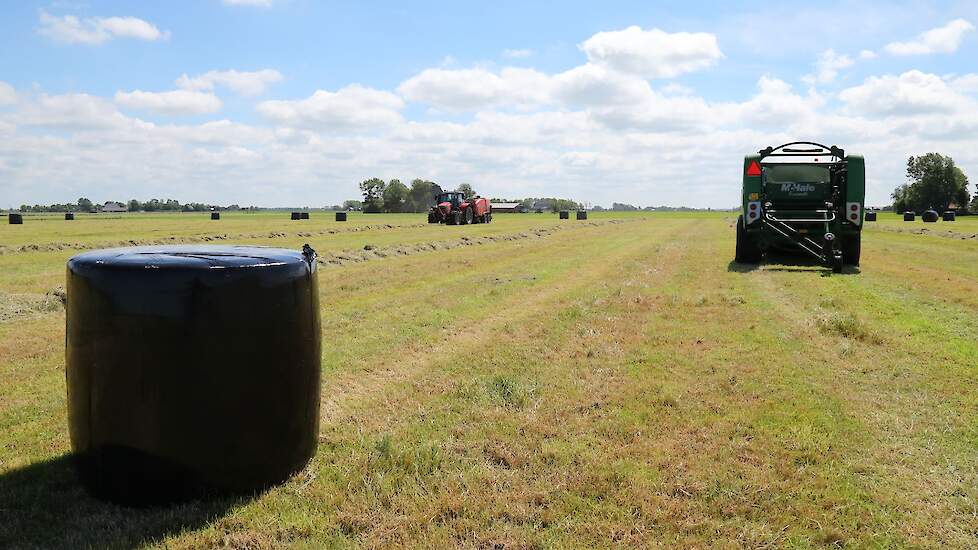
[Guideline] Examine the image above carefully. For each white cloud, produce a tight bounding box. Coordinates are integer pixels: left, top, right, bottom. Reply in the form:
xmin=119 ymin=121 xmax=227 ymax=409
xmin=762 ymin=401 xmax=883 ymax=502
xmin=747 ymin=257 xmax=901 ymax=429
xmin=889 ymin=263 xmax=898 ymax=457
xmin=551 ymin=63 xmax=652 ymax=107
xmin=951 ymin=74 xmax=978 ymax=94
xmin=176 ymin=69 xmax=283 ymax=96
xmin=859 ymin=49 xmax=877 ymax=60
xmin=115 ymin=90 xmax=222 ymax=115
xmin=397 ymin=67 xmax=551 ymax=111
xmin=0 ymin=82 xmax=16 ymax=105
xmin=222 ymin=0 xmax=273 ymax=5
xmin=578 ymin=26 xmax=723 ymax=78
xmin=256 ymin=85 xmax=404 ymax=129
xmin=802 ymin=49 xmax=854 ymax=85
xmin=503 ymin=49 xmax=534 ymax=58
xmin=838 ymin=70 xmax=971 ymax=117
xmin=884 ymin=18 xmax=975 ymax=56
xmin=37 ymin=11 xmax=169 ymax=44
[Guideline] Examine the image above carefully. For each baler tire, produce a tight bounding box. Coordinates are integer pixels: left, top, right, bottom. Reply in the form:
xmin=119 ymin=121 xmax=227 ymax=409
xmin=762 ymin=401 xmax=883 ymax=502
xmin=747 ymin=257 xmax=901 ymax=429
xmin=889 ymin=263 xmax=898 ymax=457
xmin=842 ymin=237 xmax=861 ymax=266
xmin=463 ymin=209 xmax=473 ymax=225
xmin=735 ymin=215 xmax=762 ymax=264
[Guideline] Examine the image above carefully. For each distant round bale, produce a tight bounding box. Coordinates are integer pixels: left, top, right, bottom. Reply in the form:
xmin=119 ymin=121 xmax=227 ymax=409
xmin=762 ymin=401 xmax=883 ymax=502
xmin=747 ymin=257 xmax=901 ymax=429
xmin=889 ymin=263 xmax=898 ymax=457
xmin=211 ymin=212 xmax=220 ymax=220
xmin=65 ymin=245 xmax=321 ymax=505
xmin=576 ymin=210 xmax=587 ymax=220
xmin=335 ymin=212 xmax=347 ymax=222
xmin=559 ymin=210 xmax=569 ymax=220
xmin=301 ymin=212 xmax=310 ymax=220
xmin=943 ymin=211 xmax=956 ymax=222
xmin=9 ymin=213 xmax=23 ymax=224
xmin=864 ymin=211 xmax=876 ymax=222
xmin=922 ymin=210 xmax=939 ymax=223
xmin=291 ymin=212 xmax=302 ymax=220
xmin=903 ymin=212 xmax=915 ymax=222
xmin=65 ymin=212 xmax=75 ymax=221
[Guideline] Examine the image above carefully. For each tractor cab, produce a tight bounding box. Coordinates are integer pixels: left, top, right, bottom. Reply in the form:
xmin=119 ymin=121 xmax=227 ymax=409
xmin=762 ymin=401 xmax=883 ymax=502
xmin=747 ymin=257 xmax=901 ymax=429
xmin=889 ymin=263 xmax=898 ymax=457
xmin=737 ymin=142 xmax=865 ymax=272
xmin=436 ymin=192 xmax=465 ymax=208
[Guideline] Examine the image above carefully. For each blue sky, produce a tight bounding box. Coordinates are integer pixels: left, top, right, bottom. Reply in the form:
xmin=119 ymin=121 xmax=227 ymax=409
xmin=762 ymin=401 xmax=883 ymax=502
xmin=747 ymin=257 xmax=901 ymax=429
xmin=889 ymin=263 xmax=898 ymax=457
xmin=1 ymin=0 xmax=977 ymax=207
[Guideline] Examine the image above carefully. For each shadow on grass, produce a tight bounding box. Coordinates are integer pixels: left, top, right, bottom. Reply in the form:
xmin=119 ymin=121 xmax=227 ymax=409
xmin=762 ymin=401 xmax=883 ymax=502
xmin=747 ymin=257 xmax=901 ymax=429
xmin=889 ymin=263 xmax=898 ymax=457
xmin=727 ymin=251 xmax=861 ymax=276
xmin=0 ymin=454 xmax=250 ymax=549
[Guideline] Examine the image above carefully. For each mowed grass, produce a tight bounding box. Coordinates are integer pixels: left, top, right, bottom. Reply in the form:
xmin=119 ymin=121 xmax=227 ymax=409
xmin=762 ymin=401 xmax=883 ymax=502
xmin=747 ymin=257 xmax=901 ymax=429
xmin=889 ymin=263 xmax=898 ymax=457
xmin=1 ymin=211 xmax=977 ymax=548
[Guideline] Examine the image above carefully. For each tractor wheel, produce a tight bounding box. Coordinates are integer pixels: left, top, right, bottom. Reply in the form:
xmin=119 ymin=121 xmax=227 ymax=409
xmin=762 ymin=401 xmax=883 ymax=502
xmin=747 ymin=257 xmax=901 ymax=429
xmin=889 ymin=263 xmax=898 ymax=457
xmin=487 ymin=213 xmax=492 ymax=223
xmin=735 ymin=215 xmax=762 ymax=264
xmin=451 ymin=211 xmax=461 ymax=225
xmin=463 ymin=208 xmax=474 ymax=225
xmin=842 ymin=236 xmax=861 ymax=266
xmin=427 ymin=212 xmax=437 ymax=224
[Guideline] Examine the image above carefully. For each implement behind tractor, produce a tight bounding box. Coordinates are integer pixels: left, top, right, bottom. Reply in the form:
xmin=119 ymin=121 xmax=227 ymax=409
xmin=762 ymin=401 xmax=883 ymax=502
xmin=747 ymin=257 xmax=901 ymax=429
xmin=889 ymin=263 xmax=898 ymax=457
xmin=428 ymin=191 xmax=492 ymax=225
xmin=736 ymin=142 xmax=865 ymax=273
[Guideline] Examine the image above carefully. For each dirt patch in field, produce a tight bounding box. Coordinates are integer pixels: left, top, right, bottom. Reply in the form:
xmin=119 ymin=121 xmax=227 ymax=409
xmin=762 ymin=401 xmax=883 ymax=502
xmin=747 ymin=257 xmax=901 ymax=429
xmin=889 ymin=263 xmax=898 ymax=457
xmin=315 ymin=220 xmax=629 ymax=267
xmin=0 ymin=223 xmax=428 ymax=256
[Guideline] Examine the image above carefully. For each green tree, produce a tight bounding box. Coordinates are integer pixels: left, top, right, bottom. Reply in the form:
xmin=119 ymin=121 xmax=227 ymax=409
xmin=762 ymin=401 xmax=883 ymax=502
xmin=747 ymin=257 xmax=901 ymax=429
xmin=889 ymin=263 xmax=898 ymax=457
xmin=360 ymin=178 xmax=386 ymax=213
xmin=899 ymin=153 xmax=971 ymax=213
xmin=342 ymin=199 xmax=363 ymax=211
xmin=77 ymin=197 xmax=94 ymax=212
xmin=456 ymin=183 xmax=476 ymax=198
xmin=409 ymin=179 xmax=442 ymax=212
xmin=128 ymin=199 xmax=141 ymax=212
xmin=383 ymin=179 xmax=409 ymax=213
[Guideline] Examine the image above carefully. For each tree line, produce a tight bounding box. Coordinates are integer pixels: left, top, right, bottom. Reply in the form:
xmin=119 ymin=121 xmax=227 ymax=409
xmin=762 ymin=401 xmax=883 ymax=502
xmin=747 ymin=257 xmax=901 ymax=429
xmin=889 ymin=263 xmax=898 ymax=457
xmin=891 ymin=153 xmax=975 ymax=213
xmin=358 ymin=179 xmax=474 ymax=213
xmin=15 ymin=197 xmax=244 ymax=213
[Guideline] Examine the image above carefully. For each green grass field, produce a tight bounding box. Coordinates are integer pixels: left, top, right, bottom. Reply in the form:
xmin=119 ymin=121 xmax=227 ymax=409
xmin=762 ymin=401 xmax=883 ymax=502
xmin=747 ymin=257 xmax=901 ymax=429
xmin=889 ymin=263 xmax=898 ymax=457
xmin=1 ymin=210 xmax=977 ymax=548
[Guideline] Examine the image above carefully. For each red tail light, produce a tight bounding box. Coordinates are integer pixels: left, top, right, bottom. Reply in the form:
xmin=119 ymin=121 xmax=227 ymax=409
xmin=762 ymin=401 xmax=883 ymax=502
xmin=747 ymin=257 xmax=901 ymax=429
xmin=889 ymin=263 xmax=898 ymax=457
xmin=746 ymin=161 xmax=762 ymax=177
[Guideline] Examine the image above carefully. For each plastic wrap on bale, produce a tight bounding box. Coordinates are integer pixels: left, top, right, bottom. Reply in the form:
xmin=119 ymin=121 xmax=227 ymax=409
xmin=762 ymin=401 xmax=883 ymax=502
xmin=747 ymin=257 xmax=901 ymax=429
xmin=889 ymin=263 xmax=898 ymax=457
xmin=65 ymin=244 xmax=321 ymax=505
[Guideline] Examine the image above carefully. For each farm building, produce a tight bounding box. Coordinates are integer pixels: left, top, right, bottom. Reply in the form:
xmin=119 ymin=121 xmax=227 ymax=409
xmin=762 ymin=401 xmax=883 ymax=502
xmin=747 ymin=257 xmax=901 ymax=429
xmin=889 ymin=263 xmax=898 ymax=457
xmin=491 ymin=202 xmax=526 ymax=213
xmin=102 ymin=201 xmax=128 ymax=213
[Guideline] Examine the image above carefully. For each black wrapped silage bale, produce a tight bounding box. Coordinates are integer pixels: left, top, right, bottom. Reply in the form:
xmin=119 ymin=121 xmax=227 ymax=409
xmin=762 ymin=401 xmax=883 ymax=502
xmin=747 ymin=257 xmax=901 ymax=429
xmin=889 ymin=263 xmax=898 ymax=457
xmin=9 ymin=213 xmax=23 ymax=224
xmin=943 ymin=211 xmax=956 ymax=222
xmin=301 ymin=212 xmax=310 ymax=220
xmin=559 ymin=210 xmax=569 ymax=220
xmin=65 ymin=213 xmax=75 ymax=221
xmin=903 ymin=212 xmax=915 ymax=222
xmin=922 ymin=210 xmax=939 ymax=223
xmin=291 ymin=212 xmax=302 ymax=220
xmin=576 ymin=210 xmax=587 ymax=220
xmin=335 ymin=212 xmax=347 ymax=222
xmin=211 ymin=212 xmax=220 ymax=220
xmin=65 ymin=245 xmax=321 ymax=505
xmin=864 ymin=211 xmax=876 ymax=222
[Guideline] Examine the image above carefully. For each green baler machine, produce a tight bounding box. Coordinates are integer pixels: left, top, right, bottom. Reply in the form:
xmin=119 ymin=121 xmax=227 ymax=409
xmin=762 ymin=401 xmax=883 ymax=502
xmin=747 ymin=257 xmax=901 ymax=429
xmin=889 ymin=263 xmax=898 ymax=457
xmin=736 ymin=142 xmax=865 ymax=273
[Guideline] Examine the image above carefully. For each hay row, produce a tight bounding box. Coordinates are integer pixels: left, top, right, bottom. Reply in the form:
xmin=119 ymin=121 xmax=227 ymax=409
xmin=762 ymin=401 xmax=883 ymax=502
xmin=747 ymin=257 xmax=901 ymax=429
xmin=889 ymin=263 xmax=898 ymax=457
xmin=0 ymin=223 xmax=428 ymax=256
xmin=316 ymin=219 xmax=629 ymax=267
xmin=873 ymin=225 xmax=978 ymax=240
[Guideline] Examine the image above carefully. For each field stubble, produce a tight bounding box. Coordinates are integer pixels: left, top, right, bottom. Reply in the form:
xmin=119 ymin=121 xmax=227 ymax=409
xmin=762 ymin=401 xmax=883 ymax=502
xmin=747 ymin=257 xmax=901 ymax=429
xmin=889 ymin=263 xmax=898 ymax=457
xmin=0 ymin=211 xmax=976 ymax=548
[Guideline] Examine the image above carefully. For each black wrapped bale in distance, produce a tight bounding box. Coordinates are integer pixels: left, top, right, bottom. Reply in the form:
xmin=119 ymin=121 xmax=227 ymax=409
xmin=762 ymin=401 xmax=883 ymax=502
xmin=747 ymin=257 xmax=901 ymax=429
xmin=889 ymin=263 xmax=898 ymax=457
xmin=65 ymin=245 xmax=321 ymax=505
xmin=65 ymin=213 xmax=75 ymax=221
xmin=301 ymin=212 xmax=310 ymax=220
xmin=864 ymin=211 xmax=876 ymax=222
xmin=943 ymin=211 xmax=956 ymax=222
xmin=922 ymin=210 xmax=939 ymax=223
xmin=335 ymin=212 xmax=347 ymax=222
xmin=291 ymin=212 xmax=302 ymax=220
xmin=211 ymin=212 xmax=220 ymax=220
xmin=9 ymin=213 xmax=23 ymax=224
xmin=576 ymin=210 xmax=587 ymax=220
xmin=559 ymin=210 xmax=569 ymax=220
xmin=903 ymin=212 xmax=915 ymax=222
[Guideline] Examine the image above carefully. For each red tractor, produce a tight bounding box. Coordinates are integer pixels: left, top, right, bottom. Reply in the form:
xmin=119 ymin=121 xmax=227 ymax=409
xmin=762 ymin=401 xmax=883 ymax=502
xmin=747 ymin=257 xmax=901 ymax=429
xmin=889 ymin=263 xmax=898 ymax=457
xmin=428 ymin=191 xmax=492 ymax=225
